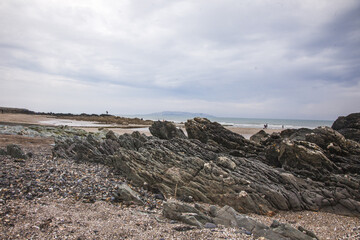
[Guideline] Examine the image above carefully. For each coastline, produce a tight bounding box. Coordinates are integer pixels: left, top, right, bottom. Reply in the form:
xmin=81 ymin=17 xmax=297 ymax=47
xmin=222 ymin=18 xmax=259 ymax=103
xmin=0 ymin=113 xmax=281 ymax=138
xmin=1 ymin=112 xmax=359 ymax=239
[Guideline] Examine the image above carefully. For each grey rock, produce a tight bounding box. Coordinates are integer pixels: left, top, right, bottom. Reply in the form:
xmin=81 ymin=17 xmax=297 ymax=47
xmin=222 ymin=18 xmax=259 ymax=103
xmin=6 ymin=144 xmax=27 ymax=159
xmin=163 ymin=201 xmax=212 ymax=228
xmin=250 ymin=130 xmax=270 ymax=144
xmin=270 ymin=220 xmax=315 ymax=240
xmin=204 ymin=222 xmax=216 ymax=229
xmin=52 ymin=118 xmax=360 ymax=216
xmin=332 ymin=112 xmax=360 ymax=142
xmin=0 ymin=148 xmax=7 ymax=155
xmin=112 ymin=183 xmax=144 ymax=205
xmin=149 ymin=121 xmax=186 ymax=140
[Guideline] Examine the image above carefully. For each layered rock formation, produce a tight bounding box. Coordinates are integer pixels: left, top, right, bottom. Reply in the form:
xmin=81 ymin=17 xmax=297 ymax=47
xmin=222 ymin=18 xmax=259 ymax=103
xmin=149 ymin=120 xmax=186 ymax=140
xmin=163 ymin=201 xmax=317 ymax=239
xmin=53 ymin=117 xmax=360 ymax=217
xmin=332 ymin=112 xmax=360 ymax=142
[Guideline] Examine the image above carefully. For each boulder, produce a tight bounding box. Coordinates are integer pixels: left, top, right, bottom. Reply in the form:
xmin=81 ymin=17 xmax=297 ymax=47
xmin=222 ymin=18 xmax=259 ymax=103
xmin=112 ymin=183 xmax=144 ymax=205
xmin=332 ymin=112 xmax=360 ymax=142
xmin=149 ymin=121 xmax=186 ymax=140
xmin=163 ymin=201 xmax=212 ymax=228
xmin=250 ymin=130 xmax=270 ymax=144
xmin=185 ymin=117 xmax=263 ymax=156
xmin=270 ymin=220 xmax=315 ymax=240
xmin=163 ymin=202 xmax=317 ymax=240
xmin=277 ymin=140 xmax=338 ymax=178
xmin=6 ymin=144 xmax=27 ymax=159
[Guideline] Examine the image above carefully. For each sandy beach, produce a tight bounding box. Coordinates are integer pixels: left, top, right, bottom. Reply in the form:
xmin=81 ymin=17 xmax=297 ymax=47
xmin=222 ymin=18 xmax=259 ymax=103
xmin=0 ymin=113 xmax=280 ymax=138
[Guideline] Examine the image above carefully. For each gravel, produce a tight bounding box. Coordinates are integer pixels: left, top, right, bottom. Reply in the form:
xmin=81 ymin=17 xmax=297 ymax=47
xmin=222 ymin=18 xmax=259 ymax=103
xmin=0 ymin=134 xmax=359 ymax=239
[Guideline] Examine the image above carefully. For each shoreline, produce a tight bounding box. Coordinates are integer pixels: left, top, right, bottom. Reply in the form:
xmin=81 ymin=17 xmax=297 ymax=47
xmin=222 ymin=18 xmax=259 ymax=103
xmin=1 ymin=112 xmax=359 ymax=239
xmin=0 ymin=113 xmax=282 ymax=138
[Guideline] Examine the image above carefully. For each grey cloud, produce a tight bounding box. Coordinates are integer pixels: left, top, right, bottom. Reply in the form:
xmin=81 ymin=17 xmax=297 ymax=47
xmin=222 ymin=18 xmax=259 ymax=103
xmin=0 ymin=0 xmax=359 ymax=119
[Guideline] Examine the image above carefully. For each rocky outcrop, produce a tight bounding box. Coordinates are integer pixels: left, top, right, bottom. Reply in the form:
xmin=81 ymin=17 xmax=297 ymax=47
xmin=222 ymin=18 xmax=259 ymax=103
xmin=113 ymin=183 xmax=144 ymax=205
xmin=0 ymin=144 xmax=28 ymax=159
xmin=163 ymin=201 xmax=317 ymax=240
xmin=53 ymin=119 xmax=360 ymax=217
xmin=185 ymin=118 xmax=263 ymax=157
xmin=149 ymin=121 xmax=186 ymax=140
xmin=250 ymin=130 xmax=270 ymax=144
xmin=332 ymin=112 xmax=360 ymax=142
xmin=266 ymin=126 xmax=360 ymax=175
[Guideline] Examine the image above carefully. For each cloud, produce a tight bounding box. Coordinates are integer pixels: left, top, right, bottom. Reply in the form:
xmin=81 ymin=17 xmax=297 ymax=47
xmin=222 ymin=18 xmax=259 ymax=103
xmin=0 ymin=0 xmax=359 ymax=119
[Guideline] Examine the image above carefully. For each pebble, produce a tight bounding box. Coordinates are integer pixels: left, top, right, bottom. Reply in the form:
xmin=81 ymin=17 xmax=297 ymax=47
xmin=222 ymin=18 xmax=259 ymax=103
xmin=204 ymin=222 xmax=217 ymax=229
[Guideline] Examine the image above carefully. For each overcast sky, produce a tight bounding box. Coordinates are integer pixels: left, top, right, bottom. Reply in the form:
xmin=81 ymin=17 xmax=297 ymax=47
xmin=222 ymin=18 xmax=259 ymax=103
xmin=1 ymin=0 xmax=359 ymax=120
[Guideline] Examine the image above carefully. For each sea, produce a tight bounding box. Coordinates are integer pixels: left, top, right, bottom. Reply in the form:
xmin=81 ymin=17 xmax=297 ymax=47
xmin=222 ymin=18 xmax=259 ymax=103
xmin=129 ymin=113 xmax=334 ymax=130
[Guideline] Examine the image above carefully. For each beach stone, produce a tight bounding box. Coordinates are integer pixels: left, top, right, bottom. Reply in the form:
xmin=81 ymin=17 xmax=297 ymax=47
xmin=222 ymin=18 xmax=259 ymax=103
xmin=204 ymin=222 xmax=216 ymax=229
xmin=332 ymin=112 xmax=360 ymax=142
xmin=0 ymin=148 xmax=7 ymax=155
xmin=113 ymin=183 xmax=144 ymax=205
xmin=149 ymin=121 xmax=186 ymax=140
xmin=6 ymin=144 xmax=27 ymax=159
xmin=163 ymin=201 xmax=212 ymax=228
xmin=270 ymin=220 xmax=316 ymax=240
xmin=250 ymin=130 xmax=270 ymax=144
xmin=184 ymin=117 xmax=263 ymax=156
xmin=277 ymin=140 xmax=338 ymax=178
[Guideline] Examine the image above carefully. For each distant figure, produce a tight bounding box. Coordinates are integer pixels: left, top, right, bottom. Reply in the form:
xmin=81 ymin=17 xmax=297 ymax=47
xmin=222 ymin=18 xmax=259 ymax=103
xmin=282 ymin=125 xmax=284 ymax=129
xmin=263 ymin=124 xmax=268 ymax=129
xmin=106 ymin=111 xmax=108 ymax=115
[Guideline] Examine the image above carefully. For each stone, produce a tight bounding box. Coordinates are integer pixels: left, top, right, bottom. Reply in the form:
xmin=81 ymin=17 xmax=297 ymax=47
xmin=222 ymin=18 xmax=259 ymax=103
xmin=204 ymin=222 xmax=216 ymax=229
xmin=277 ymin=140 xmax=338 ymax=178
xmin=270 ymin=220 xmax=316 ymax=240
xmin=163 ymin=201 xmax=212 ymax=228
xmin=250 ymin=130 xmax=270 ymax=144
xmin=185 ymin=117 xmax=263 ymax=156
xmin=112 ymin=183 xmax=144 ymax=205
xmin=0 ymin=148 xmax=7 ymax=155
xmin=6 ymin=144 xmax=27 ymax=159
xmin=149 ymin=121 xmax=186 ymax=140
xmin=332 ymin=112 xmax=360 ymax=142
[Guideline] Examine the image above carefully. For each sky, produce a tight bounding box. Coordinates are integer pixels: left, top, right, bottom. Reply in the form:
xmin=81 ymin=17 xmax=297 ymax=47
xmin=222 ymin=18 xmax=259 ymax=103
xmin=0 ymin=0 xmax=359 ymax=120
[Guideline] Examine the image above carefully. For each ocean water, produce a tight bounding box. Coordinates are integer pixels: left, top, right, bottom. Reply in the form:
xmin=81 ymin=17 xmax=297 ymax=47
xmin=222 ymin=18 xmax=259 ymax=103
xmin=131 ymin=113 xmax=334 ymax=129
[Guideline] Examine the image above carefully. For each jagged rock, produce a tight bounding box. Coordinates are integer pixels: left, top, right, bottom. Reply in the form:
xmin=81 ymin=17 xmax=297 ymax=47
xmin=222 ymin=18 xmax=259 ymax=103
xmin=270 ymin=220 xmax=315 ymax=240
xmin=6 ymin=144 xmax=27 ymax=159
xmin=112 ymin=183 xmax=144 ymax=205
xmin=149 ymin=121 xmax=186 ymax=140
xmin=278 ymin=140 xmax=339 ymax=178
xmin=163 ymin=202 xmax=316 ymax=240
xmin=0 ymin=148 xmax=7 ymax=155
xmin=332 ymin=112 xmax=360 ymax=142
xmin=250 ymin=130 xmax=270 ymax=144
xmin=53 ymin=118 xmax=360 ymax=217
xmin=163 ymin=201 xmax=212 ymax=228
xmin=185 ymin=117 xmax=263 ymax=156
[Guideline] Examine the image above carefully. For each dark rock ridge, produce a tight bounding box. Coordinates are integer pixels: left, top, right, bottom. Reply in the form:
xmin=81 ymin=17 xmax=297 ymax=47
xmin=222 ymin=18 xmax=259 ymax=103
xmin=332 ymin=112 xmax=360 ymax=142
xmin=250 ymin=129 xmax=269 ymax=144
xmin=53 ymin=118 xmax=360 ymax=217
xmin=149 ymin=121 xmax=186 ymax=140
xmin=185 ymin=117 xmax=264 ymax=158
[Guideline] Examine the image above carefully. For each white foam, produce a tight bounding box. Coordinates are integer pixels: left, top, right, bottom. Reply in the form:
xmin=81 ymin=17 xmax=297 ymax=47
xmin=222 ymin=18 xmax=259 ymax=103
xmin=40 ymin=119 xmax=115 ymax=127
